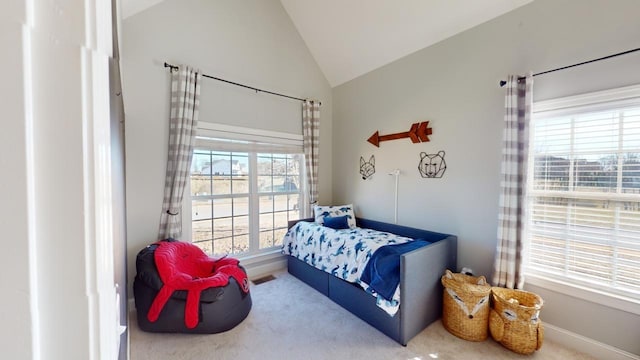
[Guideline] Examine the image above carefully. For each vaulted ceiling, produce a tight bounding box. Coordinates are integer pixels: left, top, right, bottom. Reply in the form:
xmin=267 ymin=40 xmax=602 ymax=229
xmin=121 ymin=0 xmax=533 ymax=87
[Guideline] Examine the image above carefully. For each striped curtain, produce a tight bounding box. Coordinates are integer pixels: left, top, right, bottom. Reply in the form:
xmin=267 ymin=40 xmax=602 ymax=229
xmin=492 ymin=74 xmax=533 ymax=289
xmin=158 ymin=65 xmax=201 ymax=239
xmin=303 ymin=100 xmax=320 ymax=217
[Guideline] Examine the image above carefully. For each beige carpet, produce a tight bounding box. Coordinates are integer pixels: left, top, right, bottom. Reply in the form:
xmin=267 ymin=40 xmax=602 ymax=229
xmin=130 ymin=271 xmax=596 ymax=360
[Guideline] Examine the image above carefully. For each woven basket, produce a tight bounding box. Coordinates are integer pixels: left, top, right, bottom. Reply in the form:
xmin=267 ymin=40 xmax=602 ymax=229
xmin=489 ymin=287 xmax=544 ymax=354
xmin=441 ymin=269 xmax=492 ymax=341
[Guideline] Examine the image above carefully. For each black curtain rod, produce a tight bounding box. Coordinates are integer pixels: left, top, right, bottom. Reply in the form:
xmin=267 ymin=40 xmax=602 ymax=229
xmin=164 ymin=62 xmax=321 ymax=105
xmin=499 ymin=47 xmax=640 ymax=87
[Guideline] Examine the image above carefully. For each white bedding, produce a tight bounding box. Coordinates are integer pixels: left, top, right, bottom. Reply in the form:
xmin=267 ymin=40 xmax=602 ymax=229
xmin=282 ymin=221 xmax=412 ymax=315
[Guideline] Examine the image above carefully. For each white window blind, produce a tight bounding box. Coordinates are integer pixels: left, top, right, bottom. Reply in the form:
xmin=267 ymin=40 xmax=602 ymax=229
xmin=527 ymin=85 xmax=640 ymax=302
xmin=195 ymin=122 xmax=303 ymax=153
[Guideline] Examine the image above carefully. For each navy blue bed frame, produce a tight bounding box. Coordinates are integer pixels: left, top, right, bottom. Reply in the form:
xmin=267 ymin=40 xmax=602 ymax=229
xmin=286 ymin=217 xmax=457 ymax=345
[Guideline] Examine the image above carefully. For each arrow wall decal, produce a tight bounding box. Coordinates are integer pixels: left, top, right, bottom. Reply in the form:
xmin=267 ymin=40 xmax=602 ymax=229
xmin=367 ymin=121 xmax=432 ymax=147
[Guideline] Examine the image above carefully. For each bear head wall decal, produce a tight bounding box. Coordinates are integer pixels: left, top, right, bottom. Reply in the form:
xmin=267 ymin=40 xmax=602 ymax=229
xmin=418 ymin=151 xmax=446 ymax=178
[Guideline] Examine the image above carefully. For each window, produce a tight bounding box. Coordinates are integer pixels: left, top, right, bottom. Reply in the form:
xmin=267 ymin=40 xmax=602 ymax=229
xmin=188 ymin=123 xmax=305 ymax=257
xmin=257 ymin=153 xmax=302 ymax=249
xmin=526 ymin=85 xmax=640 ymax=305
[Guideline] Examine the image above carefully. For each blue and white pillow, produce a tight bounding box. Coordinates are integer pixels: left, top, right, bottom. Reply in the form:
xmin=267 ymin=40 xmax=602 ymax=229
xmin=314 ymin=204 xmax=356 ymax=229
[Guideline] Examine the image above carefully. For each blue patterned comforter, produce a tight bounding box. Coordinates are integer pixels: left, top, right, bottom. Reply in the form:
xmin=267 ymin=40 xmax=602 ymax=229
xmin=282 ymin=221 xmax=413 ymax=315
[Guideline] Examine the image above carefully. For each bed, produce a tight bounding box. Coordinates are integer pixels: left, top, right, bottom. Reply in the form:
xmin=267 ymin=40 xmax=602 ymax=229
xmin=283 ymin=217 xmax=457 ymax=345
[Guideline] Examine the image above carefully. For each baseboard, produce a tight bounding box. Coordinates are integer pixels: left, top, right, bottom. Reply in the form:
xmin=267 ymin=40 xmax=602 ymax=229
xmin=544 ymin=323 xmax=639 ymax=360
xmin=245 ymin=257 xmax=287 ymax=280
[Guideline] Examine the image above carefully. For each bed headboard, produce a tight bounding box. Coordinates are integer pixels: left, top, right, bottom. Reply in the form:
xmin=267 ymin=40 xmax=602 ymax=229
xmin=287 ymin=217 xmax=314 ymax=229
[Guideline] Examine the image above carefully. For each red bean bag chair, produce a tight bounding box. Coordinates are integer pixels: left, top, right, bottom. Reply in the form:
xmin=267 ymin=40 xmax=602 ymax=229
xmin=134 ymin=239 xmax=252 ymax=333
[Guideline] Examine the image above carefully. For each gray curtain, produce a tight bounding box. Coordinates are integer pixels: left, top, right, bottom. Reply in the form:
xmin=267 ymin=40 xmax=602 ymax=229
xmin=158 ymin=66 xmax=201 ymax=239
xmin=303 ymin=100 xmax=320 ymax=216
xmin=492 ymin=74 xmax=533 ymax=289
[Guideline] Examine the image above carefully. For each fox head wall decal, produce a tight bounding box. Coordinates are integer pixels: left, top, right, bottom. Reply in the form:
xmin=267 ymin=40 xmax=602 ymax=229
xmin=360 ymin=155 xmax=375 ymax=180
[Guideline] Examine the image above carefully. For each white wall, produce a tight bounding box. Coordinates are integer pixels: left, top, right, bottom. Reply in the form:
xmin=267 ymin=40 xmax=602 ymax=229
xmin=332 ymin=0 xmax=640 ymax=354
xmin=121 ymin=0 xmax=332 ymax=292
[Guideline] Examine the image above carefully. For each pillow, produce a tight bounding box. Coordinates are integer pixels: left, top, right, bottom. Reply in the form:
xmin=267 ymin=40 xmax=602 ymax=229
xmin=323 ymin=215 xmax=350 ymax=230
xmin=314 ymin=204 xmax=356 ymax=229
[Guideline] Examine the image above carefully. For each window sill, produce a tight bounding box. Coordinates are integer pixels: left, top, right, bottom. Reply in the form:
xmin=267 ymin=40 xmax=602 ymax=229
xmin=525 ymin=274 xmax=640 ymax=316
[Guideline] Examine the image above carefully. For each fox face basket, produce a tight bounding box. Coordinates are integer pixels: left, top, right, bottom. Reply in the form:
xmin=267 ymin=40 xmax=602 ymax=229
xmin=489 ymin=287 xmax=544 ymax=354
xmin=441 ymin=269 xmax=492 ymax=341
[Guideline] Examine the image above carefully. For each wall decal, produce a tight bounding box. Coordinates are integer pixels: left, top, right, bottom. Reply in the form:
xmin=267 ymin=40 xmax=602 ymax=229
xmin=360 ymin=155 xmax=375 ymax=179
xmin=367 ymin=121 xmax=432 ymax=147
xmin=418 ymin=151 xmax=446 ymax=178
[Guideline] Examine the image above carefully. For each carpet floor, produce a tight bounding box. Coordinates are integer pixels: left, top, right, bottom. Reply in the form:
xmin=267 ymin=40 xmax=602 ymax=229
xmin=130 ymin=270 xmax=596 ymax=360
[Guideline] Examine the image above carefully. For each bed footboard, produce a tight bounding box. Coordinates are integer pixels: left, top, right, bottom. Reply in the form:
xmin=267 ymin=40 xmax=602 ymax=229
xmin=399 ymin=235 xmax=457 ymax=345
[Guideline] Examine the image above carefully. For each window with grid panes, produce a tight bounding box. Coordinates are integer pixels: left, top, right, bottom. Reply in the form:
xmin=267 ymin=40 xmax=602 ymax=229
xmin=189 ymin=123 xmax=305 ymax=257
xmin=257 ymin=153 xmax=303 ymax=250
xmin=526 ymin=85 xmax=640 ymax=303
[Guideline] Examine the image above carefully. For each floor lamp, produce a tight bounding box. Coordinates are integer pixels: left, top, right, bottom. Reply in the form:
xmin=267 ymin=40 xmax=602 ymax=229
xmin=389 ymin=169 xmax=400 ymax=224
